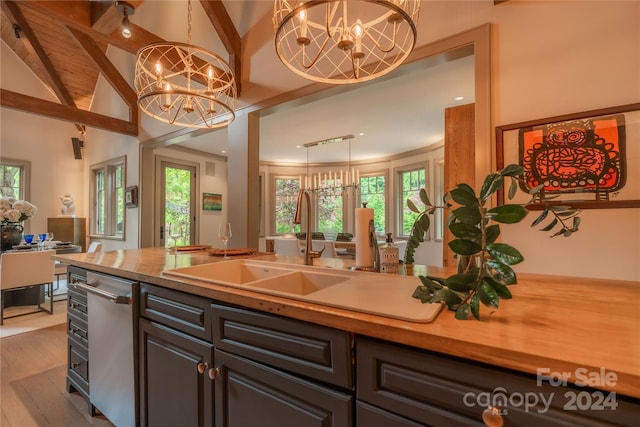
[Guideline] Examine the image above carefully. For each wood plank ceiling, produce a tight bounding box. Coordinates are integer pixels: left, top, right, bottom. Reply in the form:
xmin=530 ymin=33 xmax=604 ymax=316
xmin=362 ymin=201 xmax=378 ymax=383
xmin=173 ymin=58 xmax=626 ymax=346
xmin=0 ymin=0 xmax=240 ymax=137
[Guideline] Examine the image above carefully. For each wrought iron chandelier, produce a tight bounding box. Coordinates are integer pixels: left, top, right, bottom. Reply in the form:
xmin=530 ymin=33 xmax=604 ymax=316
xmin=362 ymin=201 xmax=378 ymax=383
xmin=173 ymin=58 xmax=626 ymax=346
xmin=134 ymin=0 xmax=236 ymax=129
xmin=273 ymin=0 xmax=420 ymax=84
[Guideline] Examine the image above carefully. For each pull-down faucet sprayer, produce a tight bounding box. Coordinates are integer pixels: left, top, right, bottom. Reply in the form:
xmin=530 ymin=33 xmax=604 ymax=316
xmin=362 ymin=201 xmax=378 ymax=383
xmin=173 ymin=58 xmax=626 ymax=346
xmin=293 ymin=189 xmax=324 ymax=265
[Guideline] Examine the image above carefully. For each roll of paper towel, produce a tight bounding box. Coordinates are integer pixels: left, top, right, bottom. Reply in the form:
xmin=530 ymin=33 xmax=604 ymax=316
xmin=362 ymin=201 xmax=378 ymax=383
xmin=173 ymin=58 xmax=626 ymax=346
xmin=355 ymin=206 xmax=374 ymax=267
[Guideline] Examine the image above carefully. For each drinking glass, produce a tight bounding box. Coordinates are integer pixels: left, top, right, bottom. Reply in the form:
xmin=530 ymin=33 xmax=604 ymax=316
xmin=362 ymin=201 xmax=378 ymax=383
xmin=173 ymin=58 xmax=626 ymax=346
xmin=38 ymin=233 xmax=48 ymax=250
xmin=168 ymin=223 xmax=181 ymax=254
xmin=218 ymin=223 xmax=232 ymax=260
xmin=23 ymin=234 xmax=34 ymax=245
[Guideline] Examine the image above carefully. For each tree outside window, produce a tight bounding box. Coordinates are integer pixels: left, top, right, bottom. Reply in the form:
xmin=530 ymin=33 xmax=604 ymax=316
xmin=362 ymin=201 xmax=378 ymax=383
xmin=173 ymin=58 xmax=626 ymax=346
xmin=0 ymin=162 xmax=24 ymax=199
xmin=400 ymin=168 xmax=426 ymax=236
xmin=274 ymin=177 xmax=300 ymax=233
xmin=360 ymin=174 xmax=386 ymax=232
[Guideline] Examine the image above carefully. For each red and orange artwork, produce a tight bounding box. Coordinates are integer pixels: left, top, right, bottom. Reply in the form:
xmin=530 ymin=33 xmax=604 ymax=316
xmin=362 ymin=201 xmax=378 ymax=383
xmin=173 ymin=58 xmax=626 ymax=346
xmin=518 ymin=115 xmax=626 ymax=201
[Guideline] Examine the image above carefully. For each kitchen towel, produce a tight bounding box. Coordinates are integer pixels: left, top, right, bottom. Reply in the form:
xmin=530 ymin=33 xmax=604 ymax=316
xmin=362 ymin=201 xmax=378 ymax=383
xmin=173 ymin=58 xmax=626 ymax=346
xmin=355 ymin=206 xmax=374 ymax=268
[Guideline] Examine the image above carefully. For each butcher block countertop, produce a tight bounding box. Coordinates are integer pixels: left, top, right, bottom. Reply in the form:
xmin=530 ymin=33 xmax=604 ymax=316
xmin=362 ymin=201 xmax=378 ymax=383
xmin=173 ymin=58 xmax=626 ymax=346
xmin=54 ymin=248 xmax=640 ymax=398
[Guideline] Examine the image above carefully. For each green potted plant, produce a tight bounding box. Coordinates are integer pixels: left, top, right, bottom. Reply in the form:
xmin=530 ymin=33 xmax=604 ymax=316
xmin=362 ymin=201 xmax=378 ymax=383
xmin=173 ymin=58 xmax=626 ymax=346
xmin=405 ymin=164 xmax=581 ymax=320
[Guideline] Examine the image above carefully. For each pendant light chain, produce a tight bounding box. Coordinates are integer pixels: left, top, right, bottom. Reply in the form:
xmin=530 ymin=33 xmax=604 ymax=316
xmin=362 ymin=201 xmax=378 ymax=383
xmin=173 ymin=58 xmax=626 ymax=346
xmin=187 ymin=0 xmax=192 ymax=45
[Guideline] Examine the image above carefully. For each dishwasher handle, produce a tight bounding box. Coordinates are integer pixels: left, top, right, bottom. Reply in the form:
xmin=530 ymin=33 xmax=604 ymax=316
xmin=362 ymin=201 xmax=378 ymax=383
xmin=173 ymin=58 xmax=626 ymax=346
xmin=69 ymin=279 xmax=132 ymax=304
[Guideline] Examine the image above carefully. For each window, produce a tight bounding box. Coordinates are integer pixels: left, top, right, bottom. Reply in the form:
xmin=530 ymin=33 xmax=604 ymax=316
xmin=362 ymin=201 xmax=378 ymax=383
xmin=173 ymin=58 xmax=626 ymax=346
xmin=274 ymin=176 xmax=300 ymax=234
xmin=317 ymin=186 xmax=343 ymax=233
xmin=399 ymin=166 xmax=426 ymax=236
xmin=359 ymin=174 xmax=386 ymax=232
xmin=91 ymin=157 xmax=125 ymax=238
xmin=0 ymin=159 xmax=29 ymax=200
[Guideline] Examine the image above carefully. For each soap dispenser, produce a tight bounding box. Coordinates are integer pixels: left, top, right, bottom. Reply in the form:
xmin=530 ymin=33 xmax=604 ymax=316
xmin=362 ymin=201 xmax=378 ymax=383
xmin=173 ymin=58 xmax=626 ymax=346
xmin=379 ymin=233 xmax=399 ymax=274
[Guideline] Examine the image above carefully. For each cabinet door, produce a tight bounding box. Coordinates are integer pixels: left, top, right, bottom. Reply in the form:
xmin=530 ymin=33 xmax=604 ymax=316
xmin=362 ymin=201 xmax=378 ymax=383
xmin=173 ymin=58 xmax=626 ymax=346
xmin=139 ymin=319 xmax=214 ymax=427
xmin=214 ymin=349 xmax=352 ymax=427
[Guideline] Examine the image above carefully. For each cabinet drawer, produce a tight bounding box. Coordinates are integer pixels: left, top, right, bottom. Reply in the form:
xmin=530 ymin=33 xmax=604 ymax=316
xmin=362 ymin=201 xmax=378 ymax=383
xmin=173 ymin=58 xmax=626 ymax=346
xmin=140 ymin=283 xmax=212 ymax=341
xmin=212 ymin=304 xmax=353 ymax=390
xmin=67 ymin=337 xmax=89 ymax=395
xmin=67 ymin=312 xmax=88 ymax=346
xmin=66 ymin=288 xmax=88 ymax=321
xmin=357 ymin=337 xmax=640 ymax=427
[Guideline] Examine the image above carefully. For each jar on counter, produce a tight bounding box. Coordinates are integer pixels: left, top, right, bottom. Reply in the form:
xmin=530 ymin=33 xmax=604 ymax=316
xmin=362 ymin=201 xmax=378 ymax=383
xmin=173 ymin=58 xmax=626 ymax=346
xmin=379 ymin=233 xmax=399 ymax=274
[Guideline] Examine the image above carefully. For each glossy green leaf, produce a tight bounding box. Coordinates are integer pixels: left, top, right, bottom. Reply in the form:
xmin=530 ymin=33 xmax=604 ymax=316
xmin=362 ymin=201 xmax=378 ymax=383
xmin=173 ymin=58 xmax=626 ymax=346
xmin=487 ymin=204 xmax=528 ymax=224
xmin=480 ymin=173 xmax=504 ymax=201
xmin=528 ymin=184 xmax=544 ymax=195
xmin=487 ymin=243 xmax=524 ymax=265
xmin=470 ymin=293 xmax=480 ymax=320
xmin=485 ymin=224 xmax=501 ymax=245
xmin=450 ymin=187 xmax=479 ymax=207
xmin=500 ymin=164 xmax=523 ymax=177
xmin=485 ymin=278 xmax=513 ymax=299
xmin=548 ymin=205 xmax=572 ymax=212
xmin=485 ymin=259 xmax=517 ymax=285
xmin=456 ymin=183 xmax=476 ymax=196
xmin=412 ymin=286 xmax=434 ymax=303
xmin=572 ymin=216 xmax=581 ymax=231
xmin=455 ymin=303 xmax=470 ymax=320
xmin=540 ymin=218 xmax=558 ymax=231
xmin=478 ymin=282 xmax=499 ymax=308
xmin=531 ymin=208 xmax=549 ymax=227
xmin=445 ymin=274 xmax=477 ymax=292
xmin=418 ymin=275 xmax=443 ymax=291
xmin=449 ymin=238 xmax=482 ymax=256
xmin=508 ymin=178 xmax=518 ymax=200
xmin=452 ymin=206 xmax=482 ymax=225
xmin=441 ymin=288 xmax=462 ymax=308
xmin=419 ymin=188 xmax=431 ymax=206
xmin=407 ymin=198 xmax=420 ymax=213
xmin=449 ymin=223 xmax=482 ymax=240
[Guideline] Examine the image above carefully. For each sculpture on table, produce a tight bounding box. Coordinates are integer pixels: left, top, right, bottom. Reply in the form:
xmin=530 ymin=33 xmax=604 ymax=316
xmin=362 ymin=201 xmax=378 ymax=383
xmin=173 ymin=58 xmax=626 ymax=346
xmin=59 ymin=193 xmax=76 ymax=216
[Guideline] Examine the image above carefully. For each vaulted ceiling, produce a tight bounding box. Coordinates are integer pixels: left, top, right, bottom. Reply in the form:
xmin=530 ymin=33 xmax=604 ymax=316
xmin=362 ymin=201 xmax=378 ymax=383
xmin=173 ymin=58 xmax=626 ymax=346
xmin=0 ymin=0 xmax=240 ymax=137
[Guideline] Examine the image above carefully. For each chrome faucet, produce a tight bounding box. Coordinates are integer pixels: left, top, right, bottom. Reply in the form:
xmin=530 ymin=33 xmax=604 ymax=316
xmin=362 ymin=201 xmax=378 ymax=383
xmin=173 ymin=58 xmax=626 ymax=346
xmin=293 ymin=189 xmax=324 ymax=265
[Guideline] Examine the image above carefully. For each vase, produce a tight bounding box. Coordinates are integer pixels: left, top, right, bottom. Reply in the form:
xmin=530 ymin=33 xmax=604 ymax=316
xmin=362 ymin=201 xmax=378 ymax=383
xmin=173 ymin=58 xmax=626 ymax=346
xmin=1 ymin=223 xmax=24 ymax=251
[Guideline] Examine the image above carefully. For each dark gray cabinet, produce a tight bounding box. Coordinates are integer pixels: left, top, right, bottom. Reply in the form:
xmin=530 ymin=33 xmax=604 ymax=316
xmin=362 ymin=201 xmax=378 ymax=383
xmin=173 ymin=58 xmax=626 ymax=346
xmin=139 ymin=283 xmax=215 ymax=427
xmin=356 ymin=337 xmax=640 ymax=427
xmin=215 ymin=348 xmax=352 ymax=427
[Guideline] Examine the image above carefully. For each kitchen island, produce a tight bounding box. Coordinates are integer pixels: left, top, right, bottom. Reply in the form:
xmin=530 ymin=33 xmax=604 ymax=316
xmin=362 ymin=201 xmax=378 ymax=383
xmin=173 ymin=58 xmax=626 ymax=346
xmin=55 ymin=248 xmax=640 ymax=426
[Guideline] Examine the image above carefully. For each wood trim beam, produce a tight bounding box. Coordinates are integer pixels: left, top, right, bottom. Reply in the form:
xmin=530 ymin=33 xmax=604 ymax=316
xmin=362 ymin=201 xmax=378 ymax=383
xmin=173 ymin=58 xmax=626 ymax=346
xmin=200 ymin=0 xmax=242 ymax=95
xmin=2 ymin=1 xmax=75 ymax=107
xmin=1 ymin=1 xmax=86 ymax=133
xmin=1 ymin=89 xmax=138 ymax=136
xmin=67 ymin=25 xmax=138 ymax=125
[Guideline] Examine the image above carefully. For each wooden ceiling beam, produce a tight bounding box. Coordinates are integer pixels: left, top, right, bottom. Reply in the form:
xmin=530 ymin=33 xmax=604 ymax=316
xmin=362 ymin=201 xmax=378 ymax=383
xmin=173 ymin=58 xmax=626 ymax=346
xmin=199 ymin=0 xmax=242 ymax=95
xmin=1 ymin=89 xmax=138 ymax=136
xmin=1 ymin=1 xmax=85 ymax=133
xmin=67 ymin=26 xmax=138 ymax=125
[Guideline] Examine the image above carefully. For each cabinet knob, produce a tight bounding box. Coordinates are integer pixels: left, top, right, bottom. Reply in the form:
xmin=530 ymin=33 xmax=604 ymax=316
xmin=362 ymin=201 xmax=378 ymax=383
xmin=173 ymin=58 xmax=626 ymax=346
xmin=482 ymin=406 xmax=504 ymax=427
xmin=71 ymin=362 xmax=80 ymax=369
xmin=70 ymin=303 xmax=79 ymax=309
xmin=71 ymin=327 xmax=79 ymax=334
xmin=208 ymin=367 xmax=221 ymax=380
xmin=197 ymin=362 xmax=209 ymax=374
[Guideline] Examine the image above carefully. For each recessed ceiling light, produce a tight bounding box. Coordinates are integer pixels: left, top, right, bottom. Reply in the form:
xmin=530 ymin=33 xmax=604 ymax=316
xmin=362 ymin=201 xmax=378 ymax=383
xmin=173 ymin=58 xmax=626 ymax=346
xmin=221 ymin=150 xmax=226 ymax=154
xmin=455 ymin=96 xmax=464 ymax=101
xmin=296 ymin=145 xmax=302 ymax=148
xmin=359 ymin=132 xmax=365 ymax=136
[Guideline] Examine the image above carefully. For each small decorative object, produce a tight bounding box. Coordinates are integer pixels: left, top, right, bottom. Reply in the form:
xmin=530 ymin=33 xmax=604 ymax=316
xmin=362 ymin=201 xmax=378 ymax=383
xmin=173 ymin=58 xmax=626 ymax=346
xmin=125 ymin=186 xmax=138 ymax=208
xmin=203 ymin=193 xmax=222 ymax=211
xmin=0 ymin=197 xmax=38 ymax=251
xmin=405 ymin=164 xmax=582 ymax=320
xmin=59 ymin=193 xmax=76 ymax=216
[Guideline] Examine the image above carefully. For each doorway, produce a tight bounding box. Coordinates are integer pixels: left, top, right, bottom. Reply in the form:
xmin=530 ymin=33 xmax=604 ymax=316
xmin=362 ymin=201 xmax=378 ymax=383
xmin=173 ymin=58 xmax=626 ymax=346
xmin=156 ymin=158 xmax=197 ymax=248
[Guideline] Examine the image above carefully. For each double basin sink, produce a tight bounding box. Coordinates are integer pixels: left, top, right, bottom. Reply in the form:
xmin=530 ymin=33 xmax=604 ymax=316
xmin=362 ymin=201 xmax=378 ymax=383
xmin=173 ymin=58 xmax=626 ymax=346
xmin=163 ymin=259 xmax=442 ymax=323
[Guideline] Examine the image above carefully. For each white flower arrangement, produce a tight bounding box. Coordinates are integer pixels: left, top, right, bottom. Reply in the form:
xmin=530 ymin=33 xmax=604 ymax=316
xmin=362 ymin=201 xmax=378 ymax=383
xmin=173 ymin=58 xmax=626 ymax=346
xmin=0 ymin=197 xmax=38 ymax=224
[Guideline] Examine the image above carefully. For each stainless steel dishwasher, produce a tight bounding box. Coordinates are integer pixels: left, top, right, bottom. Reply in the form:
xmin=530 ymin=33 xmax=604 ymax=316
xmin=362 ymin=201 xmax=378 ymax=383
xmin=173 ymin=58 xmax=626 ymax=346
xmin=72 ymin=271 xmax=138 ymax=427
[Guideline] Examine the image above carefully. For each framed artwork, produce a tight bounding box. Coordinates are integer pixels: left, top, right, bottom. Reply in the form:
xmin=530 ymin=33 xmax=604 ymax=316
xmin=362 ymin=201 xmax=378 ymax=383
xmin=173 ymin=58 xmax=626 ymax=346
xmin=125 ymin=186 xmax=138 ymax=208
xmin=496 ymin=103 xmax=640 ymax=209
xmin=203 ymin=192 xmax=222 ymax=211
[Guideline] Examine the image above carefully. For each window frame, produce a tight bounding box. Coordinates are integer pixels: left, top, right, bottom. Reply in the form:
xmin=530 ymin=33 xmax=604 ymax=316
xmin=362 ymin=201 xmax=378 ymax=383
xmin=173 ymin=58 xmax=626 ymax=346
xmin=0 ymin=158 xmax=31 ymax=202
xmin=358 ymin=170 xmax=388 ymax=234
xmin=395 ymin=162 xmax=428 ymax=239
xmin=270 ymin=174 xmax=302 ymax=235
xmin=90 ymin=156 xmax=126 ymax=240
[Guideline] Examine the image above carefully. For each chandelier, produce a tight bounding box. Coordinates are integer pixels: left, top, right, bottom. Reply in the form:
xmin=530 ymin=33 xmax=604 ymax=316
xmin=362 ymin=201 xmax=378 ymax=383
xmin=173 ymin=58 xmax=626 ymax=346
xmin=273 ymin=0 xmax=420 ymax=84
xmin=134 ymin=0 xmax=236 ymax=129
xmin=300 ymin=135 xmax=360 ymax=199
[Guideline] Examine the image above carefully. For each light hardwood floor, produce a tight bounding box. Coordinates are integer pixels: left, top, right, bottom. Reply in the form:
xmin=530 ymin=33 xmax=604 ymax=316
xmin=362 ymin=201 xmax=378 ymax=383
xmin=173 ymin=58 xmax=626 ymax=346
xmin=1 ymin=323 xmax=113 ymax=426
